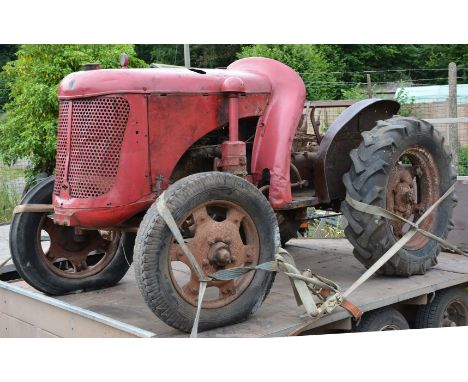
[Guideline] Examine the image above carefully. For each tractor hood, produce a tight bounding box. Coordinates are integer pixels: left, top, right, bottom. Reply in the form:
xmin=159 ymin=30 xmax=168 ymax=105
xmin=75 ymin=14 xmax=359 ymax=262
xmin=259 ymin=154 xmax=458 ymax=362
xmin=58 ymin=65 xmax=273 ymax=99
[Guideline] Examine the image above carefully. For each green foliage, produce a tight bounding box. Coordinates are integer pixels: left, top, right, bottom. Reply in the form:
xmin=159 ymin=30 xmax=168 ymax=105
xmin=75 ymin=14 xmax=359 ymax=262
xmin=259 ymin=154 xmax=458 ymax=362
xmin=394 ymin=87 xmax=417 ymax=117
xmin=0 ymin=45 xmax=146 ymax=177
xmin=0 ymin=45 xmax=18 ymax=111
xmin=0 ymin=165 xmax=23 ymax=223
xmin=340 ymin=84 xmax=368 ymax=100
xmin=238 ymin=44 xmax=340 ymax=100
xmin=459 ymin=146 xmax=468 ymax=176
xmin=135 ymin=44 xmax=244 ymax=68
xmin=0 ymin=45 xmax=18 ymax=69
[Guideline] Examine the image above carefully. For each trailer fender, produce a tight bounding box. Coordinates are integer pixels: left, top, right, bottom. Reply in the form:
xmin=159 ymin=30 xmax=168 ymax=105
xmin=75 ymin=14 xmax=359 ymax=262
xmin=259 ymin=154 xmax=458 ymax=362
xmin=314 ymin=99 xmax=400 ymax=204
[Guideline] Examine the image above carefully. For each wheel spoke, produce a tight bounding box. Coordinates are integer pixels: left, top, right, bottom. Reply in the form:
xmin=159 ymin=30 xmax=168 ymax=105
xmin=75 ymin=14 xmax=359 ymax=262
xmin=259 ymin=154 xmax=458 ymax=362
xmin=70 ymin=258 xmax=88 ymax=273
xmin=191 ymin=206 xmax=211 ymax=227
xmin=42 ymin=217 xmax=56 ymax=234
xmin=242 ymin=244 xmax=257 ymax=264
xmin=391 ymin=221 xmax=404 ymax=239
xmin=44 ymin=239 xmax=62 ymax=262
xmin=219 ymin=280 xmax=237 ymax=298
xmin=169 ymin=243 xmax=185 ymax=262
xmin=169 ymin=241 xmax=202 ymax=269
xmin=226 ymin=207 xmax=246 ymax=227
xmin=182 ymin=277 xmax=200 ymax=298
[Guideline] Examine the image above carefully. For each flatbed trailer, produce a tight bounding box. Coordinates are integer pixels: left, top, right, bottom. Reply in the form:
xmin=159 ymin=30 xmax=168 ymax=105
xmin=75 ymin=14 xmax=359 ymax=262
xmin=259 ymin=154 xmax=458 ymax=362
xmin=2 ymin=238 xmax=468 ymax=338
xmin=1 ymin=177 xmax=467 ymax=338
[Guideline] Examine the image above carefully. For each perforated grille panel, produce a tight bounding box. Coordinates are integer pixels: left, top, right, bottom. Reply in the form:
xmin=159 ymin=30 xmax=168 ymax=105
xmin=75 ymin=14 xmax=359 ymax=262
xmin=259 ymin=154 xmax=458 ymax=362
xmin=54 ymin=101 xmax=70 ymax=195
xmin=54 ymin=97 xmax=130 ymax=198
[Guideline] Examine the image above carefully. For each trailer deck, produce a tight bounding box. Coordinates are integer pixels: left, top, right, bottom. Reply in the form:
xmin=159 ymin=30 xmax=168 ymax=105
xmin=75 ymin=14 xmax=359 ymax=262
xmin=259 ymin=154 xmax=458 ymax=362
xmin=2 ymin=238 xmax=468 ymax=338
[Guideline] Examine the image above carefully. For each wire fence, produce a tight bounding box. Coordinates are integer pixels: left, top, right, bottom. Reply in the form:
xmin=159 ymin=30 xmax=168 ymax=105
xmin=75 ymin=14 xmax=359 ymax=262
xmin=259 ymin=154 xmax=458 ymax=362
xmin=314 ymin=96 xmax=468 ymax=147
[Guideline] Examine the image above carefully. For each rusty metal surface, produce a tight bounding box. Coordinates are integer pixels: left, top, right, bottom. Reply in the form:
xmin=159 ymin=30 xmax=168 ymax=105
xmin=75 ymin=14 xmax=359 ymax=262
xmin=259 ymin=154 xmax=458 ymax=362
xmin=314 ymin=99 xmax=400 ymax=204
xmin=39 ymin=215 xmax=120 ymax=278
xmin=168 ymin=200 xmax=259 ymax=309
xmin=386 ymin=146 xmax=440 ymax=249
xmin=215 ymin=141 xmax=247 ymax=176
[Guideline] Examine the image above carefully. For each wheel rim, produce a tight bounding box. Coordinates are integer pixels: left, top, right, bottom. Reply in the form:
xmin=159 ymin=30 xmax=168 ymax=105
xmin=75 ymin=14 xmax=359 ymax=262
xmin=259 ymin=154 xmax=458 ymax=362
xmin=36 ymin=215 xmax=121 ymax=279
xmin=168 ymin=200 xmax=260 ymax=309
xmin=386 ymin=145 xmax=440 ymax=250
xmin=380 ymin=324 xmax=400 ymax=331
xmin=441 ymin=299 xmax=468 ymax=327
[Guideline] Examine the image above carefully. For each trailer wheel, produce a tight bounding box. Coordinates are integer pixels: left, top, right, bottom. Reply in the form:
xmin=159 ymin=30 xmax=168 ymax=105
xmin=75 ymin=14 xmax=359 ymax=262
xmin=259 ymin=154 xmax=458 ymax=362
xmin=415 ymin=287 xmax=468 ymax=328
xmin=352 ymin=308 xmax=409 ymax=332
xmin=134 ymin=172 xmax=278 ymax=333
xmin=10 ymin=176 xmax=135 ymax=295
xmin=342 ymin=116 xmax=457 ymax=276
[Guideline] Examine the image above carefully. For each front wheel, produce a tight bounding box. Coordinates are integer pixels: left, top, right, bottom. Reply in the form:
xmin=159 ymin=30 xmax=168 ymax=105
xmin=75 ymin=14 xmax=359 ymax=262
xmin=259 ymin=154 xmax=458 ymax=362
xmin=342 ymin=117 xmax=457 ymax=276
xmin=134 ymin=172 xmax=279 ymax=333
xmin=10 ymin=176 xmax=135 ymax=295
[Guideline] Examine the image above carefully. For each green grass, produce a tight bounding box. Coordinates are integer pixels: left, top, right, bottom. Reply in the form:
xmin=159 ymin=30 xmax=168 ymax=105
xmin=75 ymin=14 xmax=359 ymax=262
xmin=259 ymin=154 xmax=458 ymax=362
xmin=460 ymin=146 xmax=468 ymax=176
xmin=0 ymin=165 xmax=24 ymax=224
xmin=0 ymin=182 xmax=21 ymax=223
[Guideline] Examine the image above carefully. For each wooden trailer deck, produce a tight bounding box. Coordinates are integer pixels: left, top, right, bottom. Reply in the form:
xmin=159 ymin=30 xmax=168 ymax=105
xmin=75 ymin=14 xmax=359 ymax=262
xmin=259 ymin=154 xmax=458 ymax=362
xmin=2 ymin=238 xmax=468 ymax=338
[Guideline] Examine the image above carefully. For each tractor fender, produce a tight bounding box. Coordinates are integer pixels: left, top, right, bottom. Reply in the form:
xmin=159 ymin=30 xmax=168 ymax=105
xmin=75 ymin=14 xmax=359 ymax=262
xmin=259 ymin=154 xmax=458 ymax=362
xmin=314 ymin=98 xmax=400 ymax=204
xmin=228 ymin=57 xmax=306 ymax=208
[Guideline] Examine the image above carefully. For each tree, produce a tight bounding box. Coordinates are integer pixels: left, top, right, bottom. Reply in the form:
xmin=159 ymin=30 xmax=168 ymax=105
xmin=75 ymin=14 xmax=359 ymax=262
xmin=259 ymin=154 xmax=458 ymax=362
xmin=0 ymin=44 xmax=19 ymax=111
xmin=135 ymin=44 xmax=245 ymax=68
xmin=0 ymin=44 xmax=146 ymax=178
xmin=238 ymin=44 xmax=340 ymax=100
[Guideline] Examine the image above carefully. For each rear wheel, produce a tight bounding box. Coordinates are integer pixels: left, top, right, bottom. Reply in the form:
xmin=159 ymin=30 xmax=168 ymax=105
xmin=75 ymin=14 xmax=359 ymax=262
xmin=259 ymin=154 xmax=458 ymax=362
xmin=352 ymin=308 xmax=409 ymax=332
xmin=415 ymin=287 xmax=468 ymax=328
xmin=10 ymin=176 xmax=135 ymax=295
xmin=342 ymin=117 xmax=457 ymax=276
xmin=134 ymin=172 xmax=278 ymax=332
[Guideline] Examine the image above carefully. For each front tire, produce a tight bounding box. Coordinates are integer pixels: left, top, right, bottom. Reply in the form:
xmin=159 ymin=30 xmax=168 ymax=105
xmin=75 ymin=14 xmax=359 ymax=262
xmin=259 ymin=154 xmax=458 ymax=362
xmin=10 ymin=176 xmax=135 ymax=295
xmin=134 ymin=172 xmax=278 ymax=333
xmin=342 ymin=117 xmax=457 ymax=276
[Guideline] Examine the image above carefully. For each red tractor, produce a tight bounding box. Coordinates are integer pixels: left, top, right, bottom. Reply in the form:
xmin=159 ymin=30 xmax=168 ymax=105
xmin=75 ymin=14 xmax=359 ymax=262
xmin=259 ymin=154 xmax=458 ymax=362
xmin=10 ymin=56 xmax=456 ymax=332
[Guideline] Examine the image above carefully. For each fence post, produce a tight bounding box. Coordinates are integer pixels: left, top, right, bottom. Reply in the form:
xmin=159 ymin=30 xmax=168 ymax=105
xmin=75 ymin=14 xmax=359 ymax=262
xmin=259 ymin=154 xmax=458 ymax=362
xmin=448 ymin=62 xmax=458 ymax=170
xmin=184 ymin=44 xmax=191 ymax=68
xmin=366 ymin=73 xmax=372 ymax=98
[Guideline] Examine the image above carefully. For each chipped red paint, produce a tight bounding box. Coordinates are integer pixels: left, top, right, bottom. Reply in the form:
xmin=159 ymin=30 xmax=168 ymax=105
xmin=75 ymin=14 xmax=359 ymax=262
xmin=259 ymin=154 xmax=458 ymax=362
xmin=229 ymin=58 xmax=306 ymax=207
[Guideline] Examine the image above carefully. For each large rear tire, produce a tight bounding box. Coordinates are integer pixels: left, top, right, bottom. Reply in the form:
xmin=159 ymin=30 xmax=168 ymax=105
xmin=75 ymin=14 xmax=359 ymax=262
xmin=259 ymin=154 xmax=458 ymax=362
xmin=134 ymin=172 xmax=278 ymax=333
xmin=342 ymin=117 xmax=457 ymax=276
xmin=10 ymin=176 xmax=135 ymax=295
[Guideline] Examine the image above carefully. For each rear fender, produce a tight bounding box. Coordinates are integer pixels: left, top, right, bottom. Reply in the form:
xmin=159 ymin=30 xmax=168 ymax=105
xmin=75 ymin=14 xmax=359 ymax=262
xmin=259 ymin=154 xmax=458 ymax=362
xmin=314 ymin=99 xmax=400 ymax=204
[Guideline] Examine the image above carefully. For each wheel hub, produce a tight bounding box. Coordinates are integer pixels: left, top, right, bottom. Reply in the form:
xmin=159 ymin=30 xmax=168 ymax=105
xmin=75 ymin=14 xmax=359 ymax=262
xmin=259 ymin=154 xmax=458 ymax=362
xmin=168 ymin=200 xmax=260 ymax=309
xmin=441 ymin=300 xmax=468 ymax=327
xmin=388 ymin=166 xmax=415 ymax=219
xmin=208 ymin=241 xmax=234 ymax=268
xmin=386 ymin=146 xmax=440 ymax=249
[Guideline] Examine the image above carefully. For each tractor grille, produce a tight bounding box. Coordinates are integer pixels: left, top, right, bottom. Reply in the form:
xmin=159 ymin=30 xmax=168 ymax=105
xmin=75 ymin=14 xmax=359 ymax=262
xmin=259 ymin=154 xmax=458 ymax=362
xmin=54 ymin=97 xmax=130 ymax=198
